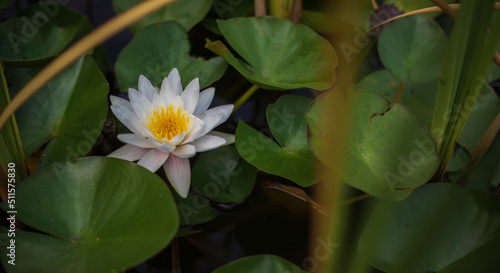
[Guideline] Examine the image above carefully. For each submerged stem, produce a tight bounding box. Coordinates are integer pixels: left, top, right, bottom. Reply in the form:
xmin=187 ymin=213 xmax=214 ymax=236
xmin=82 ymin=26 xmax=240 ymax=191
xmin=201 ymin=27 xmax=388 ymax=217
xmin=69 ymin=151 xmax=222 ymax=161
xmin=233 ymin=85 xmax=260 ymax=112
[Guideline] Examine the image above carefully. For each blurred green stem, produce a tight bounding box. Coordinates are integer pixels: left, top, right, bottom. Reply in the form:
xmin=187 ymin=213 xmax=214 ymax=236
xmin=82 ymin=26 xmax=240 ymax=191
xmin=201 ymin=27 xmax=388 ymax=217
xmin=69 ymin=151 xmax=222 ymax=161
xmin=233 ymin=85 xmax=259 ymax=112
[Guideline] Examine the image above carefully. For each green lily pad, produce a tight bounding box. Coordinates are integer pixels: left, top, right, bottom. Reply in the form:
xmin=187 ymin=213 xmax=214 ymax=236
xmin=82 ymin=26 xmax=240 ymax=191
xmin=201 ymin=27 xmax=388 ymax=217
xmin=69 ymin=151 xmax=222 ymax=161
xmin=358 ymin=70 xmax=437 ymax=128
xmin=115 ymin=22 xmax=227 ymax=91
xmin=192 ymin=145 xmax=257 ymax=203
xmin=358 ymin=70 xmax=500 ymax=153
xmin=306 ymin=86 xmax=439 ymax=201
xmin=0 ymin=3 xmax=91 ymax=63
xmin=212 ymin=254 xmax=306 ymax=273
xmin=11 ymin=56 xmax=109 ymax=170
xmin=0 ymin=157 xmax=179 ymax=273
xmin=112 ymin=0 xmax=212 ymax=33
xmin=216 ymin=16 xmax=337 ymax=90
xmin=358 ymin=183 xmax=500 ymax=272
xmin=378 ymin=15 xmax=447 ymax=83
xmin=236 ymin=94 xmax=319 ymax=187
xmin=174 ymin=191 xmax=215 ymax=226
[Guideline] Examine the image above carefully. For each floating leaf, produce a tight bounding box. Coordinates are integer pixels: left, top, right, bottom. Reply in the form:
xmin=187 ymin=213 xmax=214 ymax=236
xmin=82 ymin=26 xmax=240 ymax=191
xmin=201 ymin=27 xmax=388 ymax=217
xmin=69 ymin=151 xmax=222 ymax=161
xmin=0 ymin=3 xmax=91 ymax=63
xmin=359 ymin=183 xmax=500 ymax=272
xmin=192 ymin=145 xmax=257 ymax=203
xmin=306 ymin=86 xmax=438 ymax=201
xmin=216 ymin=17 xmax=337 ymax=90
xmin=358 ymin=70 xmax=437 ymax=128
xmin=174 ymin=191 xmax=215 ymax=226
xmin=113 ymin=0 xmax=212 ymax=33
xmin=236 ymin=95 xmax=319 ymax=187
xmin=378 ymin=15 xmax=447 ymax=83
xmin=11 ymin=56 xmax=108 ymax=170
xmin=212 ymin=254 xmax=306 ymax=273
xmin=0 ymin=157 xmax=179 ymax=273
xmin=115 ymin=22 xmax=227 ymax=91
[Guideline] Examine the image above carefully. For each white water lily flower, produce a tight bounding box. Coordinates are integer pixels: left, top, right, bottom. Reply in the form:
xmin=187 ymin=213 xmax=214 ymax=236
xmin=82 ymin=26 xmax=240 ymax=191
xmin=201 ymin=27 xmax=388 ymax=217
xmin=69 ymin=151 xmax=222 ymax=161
xmin=108 ymin=68 xmax=234 ymax=197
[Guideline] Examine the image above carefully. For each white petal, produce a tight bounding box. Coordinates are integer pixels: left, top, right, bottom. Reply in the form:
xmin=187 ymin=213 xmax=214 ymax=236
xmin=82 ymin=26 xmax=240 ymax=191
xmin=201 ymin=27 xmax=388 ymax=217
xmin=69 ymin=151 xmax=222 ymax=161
xmin=162 ymin=132 xmax=186 ymax=146
xmin=118 ymin=134 xmax=156 ymax=148
xmin=160 ymin=76 xmax=179 ymax=103
xmin=128 ymin=88 xmax=152 ymax=122
xmin=168 ymin=68 xmax=183 ymax=95
xmin=207 ymin=131 xmax=235 ymax=144
xmin=164 ymin=155 xmax=191 ymax=198
xmin=181 ymin=117 xmax=206 ymax=144
xmin=191 ymin=135 xmax=227 ymax=152
xmin=194 ymin=87 xmax=215 ymax=115
xmin=198 ymin=104 xmax=234 ymax=135
xmin=138 ymin=149 xmax=170 ymax=172
xmin=138 ymin=75 xmax=156 ymax=101
xmin=172 ymin=144 xmax=196 ymax=158
xmin=107 ymin=144 xmax=149 ymax=161
xmin=181 ymin=78 xmax=200 ymax=113
xmin=111 ymin=104 xmax=142 ymax=135
xmin=152 ymin=141 xmax=176 ymax=153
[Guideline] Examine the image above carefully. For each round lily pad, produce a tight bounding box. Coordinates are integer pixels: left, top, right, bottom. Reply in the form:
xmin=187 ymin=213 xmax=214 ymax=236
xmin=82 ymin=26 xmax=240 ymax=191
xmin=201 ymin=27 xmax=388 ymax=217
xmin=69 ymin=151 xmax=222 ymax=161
xmin=217 ymin=17 xmax=337 ymax=90
xmin=12 ymin=56 xmax=109 ymax=170
xmin=0 ymin=157 xmax=179 ymax=273
xmin=378 ymin=15 xmax=447 ymax=83
xmin=306 ymin=86 xmax=439 ymax=201
xmin=236 ymin=95 xmax=319 ymax=187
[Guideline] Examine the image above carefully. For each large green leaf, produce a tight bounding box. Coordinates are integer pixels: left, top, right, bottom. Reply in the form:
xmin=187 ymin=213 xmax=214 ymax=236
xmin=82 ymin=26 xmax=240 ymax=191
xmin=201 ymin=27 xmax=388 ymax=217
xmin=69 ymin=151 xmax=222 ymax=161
xmin=216 ymin=17 xmax=337 ymax=90
xmin=358 ymin=70 xmax=500 ymax=153
xmin=113 ymin=0 xmax=212 ymax=33
xmin=212 ymin=255 xmax=306 ymax=273
xmin=115 ymin=22 xmax=227 ymax=91
xmin=0 ymin=157 xmax=179 ymax=273
xmin=11 ymin=56 xmax=108 ymax=170
xmin=174 ymin=191 xmax=215 ymax=226
xmin=378 ymin=15 xmax=447 ymax=83
xmin=0 ymin=3 xmax=91 ymax=63
xmin=192 ymin=145 xmax=257 ymax=203
xmin=358 ymin=70 xmax=437 ymax=128
xmin=236 ymin=95 xmax=319 ymax=187
xmin=306 ymin=87 xmax=438 ymax=201
xmin=358 ymin=183 xmax=500 ymax=273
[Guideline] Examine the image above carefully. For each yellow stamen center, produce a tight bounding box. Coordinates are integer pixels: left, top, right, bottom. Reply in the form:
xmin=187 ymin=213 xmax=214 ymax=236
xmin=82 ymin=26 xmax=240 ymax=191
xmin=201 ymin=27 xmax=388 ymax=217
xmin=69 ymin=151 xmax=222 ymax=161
xmin=147 ymin=104 xmax=190 ymax=140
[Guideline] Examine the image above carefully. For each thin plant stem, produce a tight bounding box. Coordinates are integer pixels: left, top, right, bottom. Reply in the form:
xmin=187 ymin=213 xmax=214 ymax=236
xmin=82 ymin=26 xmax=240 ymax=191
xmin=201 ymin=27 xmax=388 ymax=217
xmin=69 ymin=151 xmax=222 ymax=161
xmin=394 ymin=82 xmax=405 ymax=102
xmin=0 ymin=0 xmax=176 ymax=130
xmin=233 ymin=85 xmax=259 ymax=112
xmin=341 ymin=193 xmax=371 ymax=205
